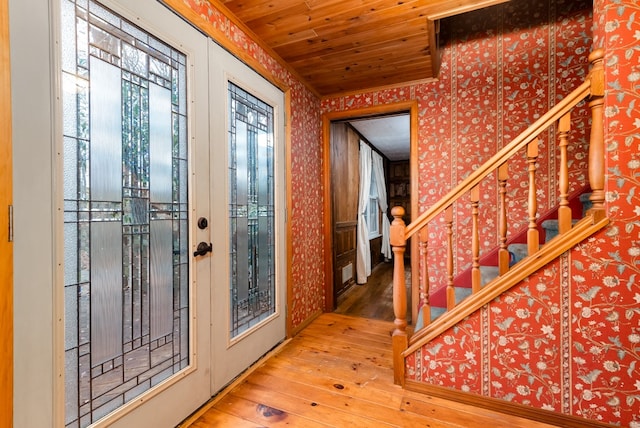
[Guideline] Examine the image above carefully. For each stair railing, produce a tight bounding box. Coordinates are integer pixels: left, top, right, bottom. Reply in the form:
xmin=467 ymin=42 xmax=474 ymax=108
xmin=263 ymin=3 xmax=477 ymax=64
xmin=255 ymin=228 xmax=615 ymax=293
xmin=390 ymin=49 xmax=606 ymax=385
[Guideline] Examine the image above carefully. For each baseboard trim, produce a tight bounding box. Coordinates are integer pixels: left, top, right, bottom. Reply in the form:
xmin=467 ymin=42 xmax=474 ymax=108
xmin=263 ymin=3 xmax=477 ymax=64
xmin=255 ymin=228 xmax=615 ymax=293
xmin=405 ymin=380 xmax=615 ymax=428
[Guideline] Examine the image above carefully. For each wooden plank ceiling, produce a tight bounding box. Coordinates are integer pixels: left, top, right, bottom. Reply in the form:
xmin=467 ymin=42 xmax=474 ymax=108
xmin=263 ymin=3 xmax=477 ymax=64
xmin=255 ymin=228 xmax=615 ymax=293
xmin=218 ymin=0 xmax=509 ymax=95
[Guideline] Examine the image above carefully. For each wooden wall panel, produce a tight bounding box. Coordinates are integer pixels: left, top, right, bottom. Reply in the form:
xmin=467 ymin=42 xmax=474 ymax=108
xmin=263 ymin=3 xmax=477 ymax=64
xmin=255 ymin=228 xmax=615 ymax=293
xmin=370 ymin=236 xmax=383 ymax=267
xmin=330 ymin=123 xmax=360 ymax=300
xmin=0 ymin=0 xmax=13 ymax=424
xmin=331 ymin=123 xmax=359 ymax=222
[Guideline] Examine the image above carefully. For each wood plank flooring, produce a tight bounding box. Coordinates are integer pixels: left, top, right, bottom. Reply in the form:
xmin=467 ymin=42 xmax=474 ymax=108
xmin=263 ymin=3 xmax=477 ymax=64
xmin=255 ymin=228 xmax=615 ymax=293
xmin=181 ymin=313 xmax=557 ymax=427
xmin=335 ymin=262 xmax=411 ymax=323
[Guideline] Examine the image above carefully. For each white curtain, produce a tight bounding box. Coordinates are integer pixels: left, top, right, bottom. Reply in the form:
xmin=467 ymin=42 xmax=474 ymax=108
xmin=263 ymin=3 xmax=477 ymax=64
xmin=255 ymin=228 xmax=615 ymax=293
xmin=356 ymin=142 xmax=372 ymax=284
xmin=372 ymin=151 xmax=392 ymax=259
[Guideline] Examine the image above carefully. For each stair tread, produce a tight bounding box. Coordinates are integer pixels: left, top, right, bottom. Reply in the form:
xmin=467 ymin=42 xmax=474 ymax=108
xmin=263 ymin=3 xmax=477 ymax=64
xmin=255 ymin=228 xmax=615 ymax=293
xmin=430 ymin=307 xmax=446 ymax=323
xmin=456 ymin=287 xmax=472 ymax=301
xmin=541 ymin=218 xmax=578 ymax=227
xmin=480 ymin=266 xmax=499 ymax=285
xmin=415 ymin=190 xmax=596 ymax=333
xmin=508 ymin=243 xmax=529 ymax=264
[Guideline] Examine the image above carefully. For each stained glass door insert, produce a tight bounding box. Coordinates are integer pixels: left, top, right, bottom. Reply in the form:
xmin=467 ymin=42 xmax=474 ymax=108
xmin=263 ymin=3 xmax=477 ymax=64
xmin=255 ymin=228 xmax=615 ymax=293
xmin=61 ymin=1 xmax=191 ymax=425
xmin=228 ymin=83 xmax=276 ymax=339
xmin=208 ymin=39 xmax=285 ymax=392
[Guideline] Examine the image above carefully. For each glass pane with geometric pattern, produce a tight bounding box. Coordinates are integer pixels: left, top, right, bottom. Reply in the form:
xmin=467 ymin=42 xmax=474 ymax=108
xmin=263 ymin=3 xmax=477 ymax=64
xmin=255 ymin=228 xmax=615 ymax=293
xmin=228 ymin=83 xmax=276 ymax=339
xmin=61 ymin=1 xmax=189 ymax=425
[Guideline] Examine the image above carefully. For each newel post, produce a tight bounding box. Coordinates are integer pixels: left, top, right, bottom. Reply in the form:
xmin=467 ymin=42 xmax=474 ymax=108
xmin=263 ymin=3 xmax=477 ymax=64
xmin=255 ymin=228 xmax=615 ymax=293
xmin=390 ymin=206 xmax=408 ymax=385
xmin=588 ymin=48 xmax=605 ymax=221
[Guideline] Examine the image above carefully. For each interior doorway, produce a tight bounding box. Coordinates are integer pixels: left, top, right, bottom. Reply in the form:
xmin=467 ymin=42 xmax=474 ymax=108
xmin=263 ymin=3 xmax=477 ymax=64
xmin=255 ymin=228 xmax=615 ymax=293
xmin=322 ymin=101 xmax=419 ymax=322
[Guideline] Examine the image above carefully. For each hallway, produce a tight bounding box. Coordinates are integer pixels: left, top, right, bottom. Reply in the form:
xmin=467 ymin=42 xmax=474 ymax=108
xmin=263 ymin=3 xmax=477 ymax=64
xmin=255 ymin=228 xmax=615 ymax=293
xmin=334 ymin=262 xmax=411 ymax=324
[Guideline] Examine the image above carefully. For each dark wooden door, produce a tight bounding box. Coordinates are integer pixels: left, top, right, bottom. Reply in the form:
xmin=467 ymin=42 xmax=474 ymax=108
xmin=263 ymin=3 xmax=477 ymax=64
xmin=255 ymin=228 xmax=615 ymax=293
xmin=330 ymin=122 xmax=360 ymax=303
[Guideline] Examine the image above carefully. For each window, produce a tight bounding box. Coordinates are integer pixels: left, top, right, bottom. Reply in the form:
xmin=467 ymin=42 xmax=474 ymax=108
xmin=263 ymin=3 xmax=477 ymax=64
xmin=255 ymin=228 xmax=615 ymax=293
xmin=366 ymin=168 xmax=380 ymax=239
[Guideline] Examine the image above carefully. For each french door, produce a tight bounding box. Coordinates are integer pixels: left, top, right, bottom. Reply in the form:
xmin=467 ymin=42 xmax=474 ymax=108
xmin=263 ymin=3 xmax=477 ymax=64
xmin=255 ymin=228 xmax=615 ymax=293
xmin=10 ymin=0 xmax=285 ymax=426
xmin=208 ymin=42 xmax=286 ymax=392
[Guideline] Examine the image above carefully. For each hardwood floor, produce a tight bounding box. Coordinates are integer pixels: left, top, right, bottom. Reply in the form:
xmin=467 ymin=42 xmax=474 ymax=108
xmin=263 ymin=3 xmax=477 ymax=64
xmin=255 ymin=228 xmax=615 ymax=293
xmin=335 ymin=261 xmax=411 ymax=323
xmin=181 ymin=313 xmax=557 ymax=427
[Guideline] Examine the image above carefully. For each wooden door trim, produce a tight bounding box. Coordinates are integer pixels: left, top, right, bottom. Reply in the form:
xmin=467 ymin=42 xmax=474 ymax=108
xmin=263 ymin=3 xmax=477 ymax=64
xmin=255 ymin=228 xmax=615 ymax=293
xmin=1 ymin=0 xmax=13 ymax=424
xmin=322 ymin=100 xmax=418 ymax=312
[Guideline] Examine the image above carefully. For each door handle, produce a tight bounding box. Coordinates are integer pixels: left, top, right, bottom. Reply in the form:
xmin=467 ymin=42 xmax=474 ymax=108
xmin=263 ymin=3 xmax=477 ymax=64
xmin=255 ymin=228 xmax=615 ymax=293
xmin=193 ymin=242 xmax=213 ymax=257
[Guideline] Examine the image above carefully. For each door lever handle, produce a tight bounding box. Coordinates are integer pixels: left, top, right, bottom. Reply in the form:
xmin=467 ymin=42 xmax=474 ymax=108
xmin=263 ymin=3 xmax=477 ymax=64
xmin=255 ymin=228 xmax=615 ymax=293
xmin=193 ymin=242 xmax=213 ymax=257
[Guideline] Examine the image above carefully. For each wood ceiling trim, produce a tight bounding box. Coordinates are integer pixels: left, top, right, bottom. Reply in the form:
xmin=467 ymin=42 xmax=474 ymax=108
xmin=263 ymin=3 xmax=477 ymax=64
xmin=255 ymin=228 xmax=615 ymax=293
xmin=426 ymin=0 xmax=511 ymax=20
xmin=268 ymin=29 xmax=320 ymax=49
xmin=301 ymin=57 xmax=431 ymax=86
xmin=176 ymin=0 xmax=511 ymax=95
xmin=312 ymin=13 xmax=428 ymax=39
xmin=238 ymin=0 xmax=415 ymax=25
xmin=321 ymin=76 xmax=437 ymax=100
xmin=219 ymin=0 xmax=302 ymax=23
xmin=305 ymin=63 xmax=432 ymax=86
xmin=240 ymin=0 xmax=340 ymax=30
xmin=427 ymin=19 xmax=441 ymax=79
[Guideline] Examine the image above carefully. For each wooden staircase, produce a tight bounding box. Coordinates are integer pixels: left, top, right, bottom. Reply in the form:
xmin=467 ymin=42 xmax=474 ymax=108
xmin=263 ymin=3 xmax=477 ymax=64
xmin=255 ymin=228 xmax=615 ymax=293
xmin=419 ymin=185 xmax=592 ymax=327
xmin=388 ymin=49 xmax=609 ymax=391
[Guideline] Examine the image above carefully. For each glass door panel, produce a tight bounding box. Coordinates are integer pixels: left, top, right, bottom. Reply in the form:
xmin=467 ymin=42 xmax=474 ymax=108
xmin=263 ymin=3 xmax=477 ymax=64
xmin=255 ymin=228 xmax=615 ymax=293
xmin=12 ymin=0 xmax=285 ymax=425
xmin=209 ymin=40 xmax=286 ymax=392
xmin=228 ymin=83 xmax=277 ymax=340
xmin=59 ymin=0 xmax=209 ymax=426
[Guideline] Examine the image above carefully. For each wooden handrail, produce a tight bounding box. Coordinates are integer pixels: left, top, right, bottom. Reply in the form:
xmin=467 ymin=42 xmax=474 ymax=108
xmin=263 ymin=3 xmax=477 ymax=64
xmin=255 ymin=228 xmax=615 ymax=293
xmin=405 ymin=49 xmax=604 ymax=239
xmin=390 ymin=49 xmax=606 ymax=385
xmin=403 ymin=80 xmax=590 ymax=239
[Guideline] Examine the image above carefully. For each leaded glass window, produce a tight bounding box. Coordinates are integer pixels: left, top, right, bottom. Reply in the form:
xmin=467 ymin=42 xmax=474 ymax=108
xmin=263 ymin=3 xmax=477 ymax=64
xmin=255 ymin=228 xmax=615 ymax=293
xmin=61 ymin=1 xmax=189 ymax=425
xmin=228 ymin=83 xmax=277 ymax=339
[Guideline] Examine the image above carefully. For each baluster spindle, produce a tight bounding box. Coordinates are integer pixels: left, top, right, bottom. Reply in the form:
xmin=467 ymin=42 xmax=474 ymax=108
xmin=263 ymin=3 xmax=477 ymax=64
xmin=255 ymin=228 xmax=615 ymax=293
xmin=445 ymin=205 xmax=455 ymax=310
xmin=527 ymin=138 xmax=539 ymax=256
xmin=419 ymin=227 xmax=430 ymax=327
xmin=498 ymin=163 xmax=509 ymax=275
xmin=471 ymin=186 xmax=481 ymax=293
xmin=588 ymin=48 xmax=605 ymax=220
xmin=557 ymin=113 xmax=571 ymax=234
xmin=389 ymin=206 xmax=407 ymax=385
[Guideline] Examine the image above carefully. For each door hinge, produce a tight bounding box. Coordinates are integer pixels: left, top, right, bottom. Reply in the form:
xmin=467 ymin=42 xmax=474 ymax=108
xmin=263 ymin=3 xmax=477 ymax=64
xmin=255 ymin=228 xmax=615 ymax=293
xmin=8 ymin=205 xmax=13 ymax=242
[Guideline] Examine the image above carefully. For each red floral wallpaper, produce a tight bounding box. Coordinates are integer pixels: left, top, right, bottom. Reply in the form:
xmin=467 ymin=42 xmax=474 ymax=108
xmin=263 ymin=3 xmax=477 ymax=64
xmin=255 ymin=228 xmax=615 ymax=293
xmin=179 ymin=0 xmax=325 ymax=329
xmin=324 ymin=0 xmax=640 ymax=425
xmin=322 ymin=0 xmax=592 ymax=294
xmin=569 ymin=0 xmax=640 ymax=425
